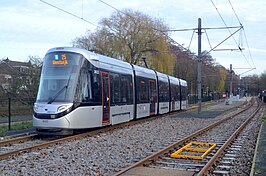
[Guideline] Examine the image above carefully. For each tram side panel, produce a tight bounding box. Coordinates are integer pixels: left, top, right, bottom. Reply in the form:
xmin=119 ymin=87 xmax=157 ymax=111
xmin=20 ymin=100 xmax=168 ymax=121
xmin=133 ymin=65 xmax=157 ymax=119
xmin=168 ymin=75 xmax=181 ymax=112
xmin=65 ymin=106 xmax=103 ymax=128
xmin=61 ymin=64 xmax=105 ymax=129
xmin=179 ymin=79 xmax=188 ymax=110
xmin=157 ymin=72 xmax=170 ymax=114
xmin=109 ymin=73 xmax=134 ymax=125
xmin=96 ymin=57 xmax=135 ymax=126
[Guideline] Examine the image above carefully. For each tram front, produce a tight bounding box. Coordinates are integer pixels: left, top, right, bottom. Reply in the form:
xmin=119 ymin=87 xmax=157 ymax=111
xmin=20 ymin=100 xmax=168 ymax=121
xmin=33 ymin=48 xmax=85 ymax=134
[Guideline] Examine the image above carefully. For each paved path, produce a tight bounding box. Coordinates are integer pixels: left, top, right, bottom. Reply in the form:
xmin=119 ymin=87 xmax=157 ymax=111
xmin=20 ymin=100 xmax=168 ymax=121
xmin=251 ymin=122 xmax=266 ymax=176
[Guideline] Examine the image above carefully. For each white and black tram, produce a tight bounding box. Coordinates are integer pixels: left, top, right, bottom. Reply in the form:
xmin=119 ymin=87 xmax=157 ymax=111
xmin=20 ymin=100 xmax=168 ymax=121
xmin=33 ymin=47 xmax=188 ymax=135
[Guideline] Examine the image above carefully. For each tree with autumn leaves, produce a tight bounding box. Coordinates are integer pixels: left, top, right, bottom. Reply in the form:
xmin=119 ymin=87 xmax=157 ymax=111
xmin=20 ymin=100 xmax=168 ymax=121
xmin=73 ymin=9 xmax=175 ymax=75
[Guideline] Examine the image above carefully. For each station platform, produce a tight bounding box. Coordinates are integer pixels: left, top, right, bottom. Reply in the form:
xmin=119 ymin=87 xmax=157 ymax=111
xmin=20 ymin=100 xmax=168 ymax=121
xmin=251 ymin=122 xmax=266 ymax=176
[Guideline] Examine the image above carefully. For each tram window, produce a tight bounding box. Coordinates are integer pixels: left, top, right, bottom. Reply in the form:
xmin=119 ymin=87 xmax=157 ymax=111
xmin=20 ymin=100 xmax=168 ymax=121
xmin=75 ymin=67 xmax=102 ymax=105
xmin=92 ymin=73 xmax=101 ymax=104
xmin=113 ymin=74 xmax=121 ymax=103
xmin=165 ymin=82 xmax=170 ymax=101
xmin=158 ymin=82 xmax=163 ymax=102
xmin=128 ymin=78 xmax=133 ymax=104
xmin=110 ymin=73 xmax=121 ymax=104
xmin=110 ymin=74 xmax=114 ymax=105
xmin=137 ymin=77 xmax=149 ymax=103
xmin=81 ymin=71 xmax=89 ymax=101
xmin=122 ymin=75 xmax=133 ymax=104
xmin=124 ymin=75 xmax=133 ymax=104
xmin=121 ymin=76 xmax=129 ymax=103
xmin=170 ymin=84 xmax=176 ymax=101
xmin=88 ymin=73 xmax=92 ymax=99
xmin=177 ymin=85 xmax=181 ymax=101
xmin=159 ymin=81 xmax=169 ymax=102
xmin=75 ymin=68 xmax=89 ymax=102
xmin=110 ymin=73 xmax=133 ymax=105
xmin=181 ymin=86 xmax=187 ymax=100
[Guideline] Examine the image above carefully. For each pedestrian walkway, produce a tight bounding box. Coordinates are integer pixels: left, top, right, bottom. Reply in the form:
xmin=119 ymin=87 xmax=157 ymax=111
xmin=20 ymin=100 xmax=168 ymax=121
xmin=251 ymin=122 xmax=266 ymax=176
xmin=0 ymin=114 xmax=32 ymax=124
xmin=5 ymin=127 xmax=36 ymax=136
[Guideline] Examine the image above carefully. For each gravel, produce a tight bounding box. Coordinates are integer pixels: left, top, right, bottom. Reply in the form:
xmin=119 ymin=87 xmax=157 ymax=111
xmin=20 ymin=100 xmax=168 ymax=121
xmin=0 ymin=99 xmax=260 ymax=176
xmin=228 ymin=105 xmax=263 ymax=175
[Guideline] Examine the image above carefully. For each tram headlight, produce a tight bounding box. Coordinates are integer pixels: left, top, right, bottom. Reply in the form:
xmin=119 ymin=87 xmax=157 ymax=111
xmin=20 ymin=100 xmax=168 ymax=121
xmin=56 ymin=105 xmax=73 ymax=119
xmin=57 ymin=105 xmax=68 ymax=112
xmin=33 ymin=104 xmax=38 ymax=112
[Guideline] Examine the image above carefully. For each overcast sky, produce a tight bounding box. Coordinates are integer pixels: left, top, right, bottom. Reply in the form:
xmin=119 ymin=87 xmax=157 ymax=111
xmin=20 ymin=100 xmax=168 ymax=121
xmin=0 ymin=0 xmax=265 ymax=76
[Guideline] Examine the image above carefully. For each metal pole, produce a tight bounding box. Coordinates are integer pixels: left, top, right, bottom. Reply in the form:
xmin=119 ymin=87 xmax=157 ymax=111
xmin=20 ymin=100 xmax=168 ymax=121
xmin=8 ymin=97 xmax=11 ymax=130
xmin=198 ymin=18 xmax=202 ymax=113
xmin=230 ymin=64 xmax=233 ymax=97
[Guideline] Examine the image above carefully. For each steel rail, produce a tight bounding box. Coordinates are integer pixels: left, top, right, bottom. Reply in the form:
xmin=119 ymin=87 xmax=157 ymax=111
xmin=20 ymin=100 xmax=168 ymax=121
xmin=113 ymin=100 xmax=254 ymax=176
xmin=0 ymin=122 xmax=135 ymax=160
xmin=197 ymin=99 xmax=261 ymax=176
xmin=0 ymin=107 xmax=189 ymax=160
xmin=0 ymin=134 xmax=37 ymax=147
xmin=0 ymin=126 xmax=116 ymax=160
xmin=0 ymin=100 xmax=244 ymax=160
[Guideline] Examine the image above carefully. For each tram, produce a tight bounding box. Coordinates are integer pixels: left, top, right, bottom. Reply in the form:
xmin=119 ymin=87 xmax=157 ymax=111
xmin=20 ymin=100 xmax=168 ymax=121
xmin=33 ymin=47 xmax=188 ymax=135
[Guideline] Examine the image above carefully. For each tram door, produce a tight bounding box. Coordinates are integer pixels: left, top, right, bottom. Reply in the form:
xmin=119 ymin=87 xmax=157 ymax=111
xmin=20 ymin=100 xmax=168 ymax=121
xmin=101 ymin=72 xmax=110 ymax=124
xmin=149 ymin=80 xmax=156 ymax=115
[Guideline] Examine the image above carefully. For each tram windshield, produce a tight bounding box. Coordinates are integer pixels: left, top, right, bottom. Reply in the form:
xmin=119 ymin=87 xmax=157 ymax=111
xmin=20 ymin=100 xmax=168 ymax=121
xmin=36 ymin=52 xmax=84 ymax=103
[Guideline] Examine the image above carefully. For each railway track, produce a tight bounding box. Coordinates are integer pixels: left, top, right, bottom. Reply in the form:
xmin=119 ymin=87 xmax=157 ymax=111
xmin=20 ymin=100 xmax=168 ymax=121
xmin=0 ymin=134 xmax=37 ymax=148
xmin=0 ymin=106 xmax=197 ymax=160
xmin=113 ymin=98 xmax=261 ymax=176
xmin=0 ymin=134 xmax=67 ymax=159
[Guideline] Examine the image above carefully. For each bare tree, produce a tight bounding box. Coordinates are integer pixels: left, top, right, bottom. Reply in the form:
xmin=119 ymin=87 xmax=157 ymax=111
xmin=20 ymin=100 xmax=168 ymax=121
xmin=0 ymin=55 xmax=42 ymax=104
xmin=259 ymin=71 xmax=266 ymax=91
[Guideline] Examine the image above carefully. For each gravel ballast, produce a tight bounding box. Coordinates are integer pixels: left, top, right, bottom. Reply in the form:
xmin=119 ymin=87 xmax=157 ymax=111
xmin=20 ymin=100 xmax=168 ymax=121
xmin=0 ymin=99 xmax=261 ymax=176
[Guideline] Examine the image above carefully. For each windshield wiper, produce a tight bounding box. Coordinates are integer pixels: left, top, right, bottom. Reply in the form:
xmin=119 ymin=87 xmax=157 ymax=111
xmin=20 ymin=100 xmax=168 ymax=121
xmin=47 ymin=75 xmax=71 ymax=104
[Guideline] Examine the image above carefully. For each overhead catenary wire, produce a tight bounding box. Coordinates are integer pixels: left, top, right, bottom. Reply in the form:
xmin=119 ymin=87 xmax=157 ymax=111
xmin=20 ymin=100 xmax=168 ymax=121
xmin=227 ymin=0 xmax=256 ymax=74
xmin=97 ymin=0 xmax=188 ymax=52
xmin=229 ymin=0 xmax=256 ymax=72
xmin=39 ymin=0 xmax=99 ymax=28
xmin=204 ymin=29 xmax=213 ymax=50
xmin=210 ymin=0 xmax=256 ymax=74
xmin=228 ymin=0 xmax=242 ymax=26
xmin=97 ymin=0 xmax=160 ymax=31
xmin=98 ymin=0 xmax=256 ymax=76
xmin=206 ymin=27 xmax=242 ymax=55
xmin=98 ymin=0 xmax=248 ymax=64
xmin=210 ymin=0 xmax=240 ymax=49
xmin=98 ymin=0 xmax=127 ymax=16
xmin=242 ymin=27 xmax=256 ymax=71
xmin=40 ymin=0 xmax=256 ymax=76
xmin=81 ymin=0 xmax=84 ymax=19
xmin=166 ymin=26 xmax=241 ymax=32
xmin=188 ymin=30 xmax=196 ymax=51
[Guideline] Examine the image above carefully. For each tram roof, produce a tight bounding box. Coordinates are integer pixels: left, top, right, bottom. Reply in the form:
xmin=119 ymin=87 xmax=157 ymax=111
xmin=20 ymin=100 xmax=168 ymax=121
xmin=168 ymin=75 xmax=180 ymax=85
xmin=179 ymin=79 xmax=187 ymax=86
xmin=47 ymin=47 xmax=133 ymax=74
xmin=156 ymin=71 xmax=169 ymax=82
xmin=132 ymin=64 xmax=156 ymax=79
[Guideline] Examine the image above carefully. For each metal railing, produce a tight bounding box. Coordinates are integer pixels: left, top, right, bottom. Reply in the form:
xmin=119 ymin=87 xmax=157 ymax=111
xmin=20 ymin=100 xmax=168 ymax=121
xmin=0 ymin=97 xmax=34 ymax=130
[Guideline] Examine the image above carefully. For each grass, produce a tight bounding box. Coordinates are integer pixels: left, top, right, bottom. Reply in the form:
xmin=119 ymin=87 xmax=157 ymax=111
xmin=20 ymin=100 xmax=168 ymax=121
xmin=262 ymin=113 xmax=266 ymax=122
xmin=261 ymin=108 xmax=266 ymax=122
xmin=0 ymin=121 xmax=32 ymax=134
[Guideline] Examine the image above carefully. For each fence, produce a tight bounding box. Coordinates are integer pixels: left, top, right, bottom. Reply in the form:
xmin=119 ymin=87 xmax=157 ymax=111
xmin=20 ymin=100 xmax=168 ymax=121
xmin=188 ymin=93 xmax=222 ymax=104
xmin=0 ymin=94 xmax=222 ymax=130
xmin=0 ymin=96 xmax=35 ymax=130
